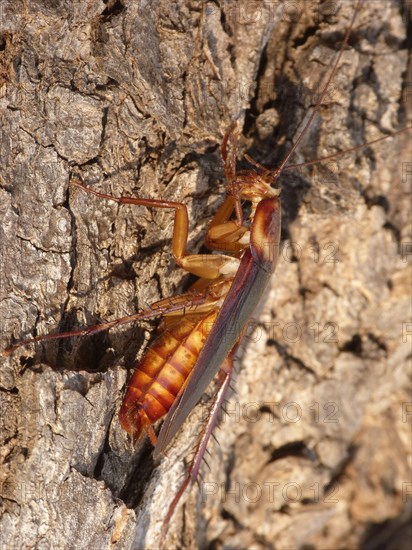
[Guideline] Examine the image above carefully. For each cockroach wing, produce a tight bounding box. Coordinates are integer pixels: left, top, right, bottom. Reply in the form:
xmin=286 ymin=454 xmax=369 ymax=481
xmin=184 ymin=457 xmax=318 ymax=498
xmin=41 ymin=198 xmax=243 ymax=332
xmin=153 ymin=197 xmax=281 ymax=458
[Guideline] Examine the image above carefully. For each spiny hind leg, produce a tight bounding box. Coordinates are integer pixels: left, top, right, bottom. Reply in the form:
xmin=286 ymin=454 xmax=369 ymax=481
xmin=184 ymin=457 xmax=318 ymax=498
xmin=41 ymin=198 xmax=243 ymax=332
xmin=3 ymin=285 xmax=217 ymax=356
xmin=160 ymin=344 xmax=238 ymax=540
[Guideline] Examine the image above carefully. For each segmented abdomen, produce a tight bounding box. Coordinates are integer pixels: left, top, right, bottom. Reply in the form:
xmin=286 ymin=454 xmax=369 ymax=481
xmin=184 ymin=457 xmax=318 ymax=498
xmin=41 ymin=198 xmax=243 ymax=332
xmin=119 ymin=309 xmax=218 ymax=441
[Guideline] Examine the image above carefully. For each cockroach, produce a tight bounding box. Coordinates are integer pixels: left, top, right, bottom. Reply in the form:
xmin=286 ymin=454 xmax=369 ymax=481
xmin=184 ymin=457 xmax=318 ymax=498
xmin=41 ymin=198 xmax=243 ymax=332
xmin=3 ymin=0 xmax=410 ymax=545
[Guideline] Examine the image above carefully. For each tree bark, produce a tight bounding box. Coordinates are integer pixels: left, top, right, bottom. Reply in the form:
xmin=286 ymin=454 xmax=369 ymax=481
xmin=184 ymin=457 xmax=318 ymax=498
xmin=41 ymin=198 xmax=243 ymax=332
xmin=1 ymin=1 xmax=410 ymax=549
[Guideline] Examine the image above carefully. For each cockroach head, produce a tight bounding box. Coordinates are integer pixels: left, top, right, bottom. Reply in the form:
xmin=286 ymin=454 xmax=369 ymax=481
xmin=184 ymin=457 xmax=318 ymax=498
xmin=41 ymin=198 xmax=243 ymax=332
xmin=229 ymin=170 xmax=280 ymax=202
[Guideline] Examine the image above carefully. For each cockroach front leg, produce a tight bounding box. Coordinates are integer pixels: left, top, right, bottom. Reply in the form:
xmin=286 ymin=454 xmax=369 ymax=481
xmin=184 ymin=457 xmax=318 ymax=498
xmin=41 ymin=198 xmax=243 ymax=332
xmin=204 ymin=124 xmax=249 ymax=254
xmin=205 ymin=195 xmax=248 ymax=253
xmin=221 ymin=120 xmax=238 ymax=185
xmin=220 ymin=121 xmax=244 ymax=226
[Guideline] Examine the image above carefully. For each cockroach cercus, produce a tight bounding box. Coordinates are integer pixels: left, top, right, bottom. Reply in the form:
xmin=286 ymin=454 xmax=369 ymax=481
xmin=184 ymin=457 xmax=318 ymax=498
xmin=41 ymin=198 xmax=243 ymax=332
xmin=3 ymin=0 xmax=410 ymax=543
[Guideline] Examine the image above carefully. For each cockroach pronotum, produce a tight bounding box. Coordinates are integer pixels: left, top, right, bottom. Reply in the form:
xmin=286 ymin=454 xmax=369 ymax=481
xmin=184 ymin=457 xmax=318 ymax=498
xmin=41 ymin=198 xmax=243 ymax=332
xmin=3 ymin=0 xmax=410 ymax=545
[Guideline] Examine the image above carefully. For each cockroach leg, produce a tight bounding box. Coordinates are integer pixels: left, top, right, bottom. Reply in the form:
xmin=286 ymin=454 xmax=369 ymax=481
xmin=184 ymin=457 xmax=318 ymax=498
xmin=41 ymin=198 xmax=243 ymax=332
xmin=220 ymin=121 xmax=245 ymax=226
xmin=71 ymin=180 xmax=241 ymax=280
xmin=160 ymin=346 xmax=238 ymax=542
xmin=220 ymin=120 xmax=238 ymax=185
xmin=3 ymin=285 xmax=213 ymax=356
xmin=205 ymin=194 xmax=248 ymax=253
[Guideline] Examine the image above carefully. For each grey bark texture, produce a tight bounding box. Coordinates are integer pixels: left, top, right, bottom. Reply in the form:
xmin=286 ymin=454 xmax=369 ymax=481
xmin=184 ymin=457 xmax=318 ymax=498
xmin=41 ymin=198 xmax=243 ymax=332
xmin=1 ymin=1 xmax=411 ymax=549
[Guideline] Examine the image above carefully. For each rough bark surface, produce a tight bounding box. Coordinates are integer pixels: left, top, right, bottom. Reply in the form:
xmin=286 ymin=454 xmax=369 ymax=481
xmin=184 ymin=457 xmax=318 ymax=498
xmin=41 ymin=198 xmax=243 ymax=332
xmin=0 ymin=1 xmax=410 ymax=549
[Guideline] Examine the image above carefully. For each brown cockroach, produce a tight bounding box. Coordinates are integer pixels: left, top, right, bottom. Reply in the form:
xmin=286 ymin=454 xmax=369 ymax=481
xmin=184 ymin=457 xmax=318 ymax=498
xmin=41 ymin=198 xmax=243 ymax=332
xmin=3 ymin=0 xmax=410 ymax=543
